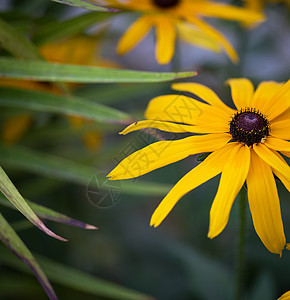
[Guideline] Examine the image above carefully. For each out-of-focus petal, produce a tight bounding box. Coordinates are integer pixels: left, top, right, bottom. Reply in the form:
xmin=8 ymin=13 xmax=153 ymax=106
xmin=117 ymin=15 xmax=153 ymax=55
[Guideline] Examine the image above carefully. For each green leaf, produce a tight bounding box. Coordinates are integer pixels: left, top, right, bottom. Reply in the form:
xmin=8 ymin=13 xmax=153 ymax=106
xmin=0 ymin=18 xmax=41 ymax=60
xmin=0 ymin=213 xmax=57 ymax=300
xmin=0 ymin=246 xmax=152 ymax=300
xmin=0 ymin=166 xmax=66 ymax=241
xmin=0 ymin=194 xmax=98 ymax=230
xmin=51 ymin=0 xmax=119 ymax=12
xmin=0 ymin=87 xmax=133 ymax=124
xmin=33 ymin=12 xmax=111 ymax=46
xmin=0 ymin=58 xmax=197 ymax=83
xmin=0 ymin=144 xmax=171 ymax=196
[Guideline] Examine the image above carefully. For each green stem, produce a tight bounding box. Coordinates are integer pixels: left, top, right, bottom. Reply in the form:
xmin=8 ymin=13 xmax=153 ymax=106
xmin=236 ymin=187 xmax=247 ymax=300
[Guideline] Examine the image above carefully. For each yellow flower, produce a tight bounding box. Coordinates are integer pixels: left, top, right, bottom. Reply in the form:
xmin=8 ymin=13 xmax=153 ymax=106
xmin=1 ymin=37 xmax=113 ymax=150
xmin=108 ymin=78 xmax=290 ymax=255
xmin=102 ymin=0 xmax=265 ymax=64
xmin=279 ymin=290 xmax=290 ymax=300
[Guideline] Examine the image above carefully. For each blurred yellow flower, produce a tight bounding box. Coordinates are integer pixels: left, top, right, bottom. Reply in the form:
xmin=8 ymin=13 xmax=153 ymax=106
xmin=0 ymin=37 xmax=115 ymax=150
xmin=108 ymin=78 xmax=290 ymax=255
xmin=102 ymin=0 xmax=265 ymax=64
xmin=279 ymin=290 xmax=290 ymax=300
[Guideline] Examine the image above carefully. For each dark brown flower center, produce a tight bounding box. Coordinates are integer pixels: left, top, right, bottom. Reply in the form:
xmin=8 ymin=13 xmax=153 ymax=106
xmin=152 ymin=0 xmax=180 ymax=8
xmin=229 ymin=108 xmax=270 ymax=146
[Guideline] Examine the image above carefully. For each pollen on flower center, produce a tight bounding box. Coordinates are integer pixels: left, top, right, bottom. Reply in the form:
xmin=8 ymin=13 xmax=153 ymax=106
xmin=229 ymin=108 xmax=270 ymax=146
xmin=152 ymin=0 xmax=180 ymax=8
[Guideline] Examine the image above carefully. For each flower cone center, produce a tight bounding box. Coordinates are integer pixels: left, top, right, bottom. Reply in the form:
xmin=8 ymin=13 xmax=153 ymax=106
xmin=230 ymin=108 xmax=269 ymax=146
xmin=152 ymin=0 xmax=180 ymax=8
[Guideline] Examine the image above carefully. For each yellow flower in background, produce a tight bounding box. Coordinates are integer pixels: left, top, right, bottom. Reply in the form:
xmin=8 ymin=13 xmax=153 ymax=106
xmin=279 ymin=290 xmax=290 ymax=300
xmin=108 ymin=78 xmax=290 ymax=255
xmin=0 ymin=37 xmax=116 ymax=150
xmin=101 ymin=0 xmax=265 ymax=64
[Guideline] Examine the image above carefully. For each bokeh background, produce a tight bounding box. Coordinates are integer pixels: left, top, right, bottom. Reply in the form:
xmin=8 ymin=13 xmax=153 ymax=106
xmin=0 ymin=0 xmax=289 ymax=299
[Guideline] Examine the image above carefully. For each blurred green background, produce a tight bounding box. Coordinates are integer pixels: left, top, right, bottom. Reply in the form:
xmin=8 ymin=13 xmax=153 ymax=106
xmin=0 ymin=0 xmax=289 ymax=299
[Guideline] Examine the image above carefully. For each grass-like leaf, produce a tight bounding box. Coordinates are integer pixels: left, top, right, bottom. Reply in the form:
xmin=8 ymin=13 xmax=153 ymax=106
xmin=0 ymin=87 xmax=133 ymax=124
xmin=51 ymin=0 xmax=120 ymax=12
xmin=0 ymin=195 xmax=98 ymax=230
xmin=0 ymin=18 xmax=41 ymax=59
xmin=0 ymin=144 xmax=171 ymax=196
xmin=0 ymin=246 xmax=153 ymax=300
xmin=0 ymin=167 xmax=66 ymax=241
xmin=0 ymin=213 xmax=57 ymax=300
xmin=0 ymin=58 xmax=197 ymax=83
xmin=33 ymin=12 xmax=112 ymax=46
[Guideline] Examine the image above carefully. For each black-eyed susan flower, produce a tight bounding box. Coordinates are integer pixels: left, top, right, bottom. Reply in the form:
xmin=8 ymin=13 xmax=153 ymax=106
xmin=101 ymin=0 xmax=264 ymax=64
xmin=108 ymin=78 xmax=290 ymax=255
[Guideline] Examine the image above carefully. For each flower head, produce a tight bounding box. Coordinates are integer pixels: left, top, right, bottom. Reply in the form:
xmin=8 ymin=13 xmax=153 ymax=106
xmin=108 ymin=78 xmax=290 ymax=255
xmin=102 ymin=0 xmax=265 ymax=64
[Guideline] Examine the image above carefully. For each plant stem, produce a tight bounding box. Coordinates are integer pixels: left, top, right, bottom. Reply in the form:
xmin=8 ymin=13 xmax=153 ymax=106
xmin=236 ymin=187 xmax=247 ymax=300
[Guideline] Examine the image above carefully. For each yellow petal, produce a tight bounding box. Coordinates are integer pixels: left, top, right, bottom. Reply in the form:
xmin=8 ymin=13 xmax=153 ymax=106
xmin=150 ymin=142 xmax=239 ymax=227
xmin=262 ymin=79 xmax=290 ymax=121
xmin=270 ymin=151 xmax=290 ymax=192
xmin=226 ymin=78 xmax=254 ymax=109
xmin=270 ymin=120 xmax=290 ymax=140
xmin=278 ymin=290 xmax=290 ymax=300
xmin=171 ymin=82 xmax=234 ymax=115
xmin=208 ymin=144 xmax=251 ymax=238
xmin=117 ymin=15 xmax=153 ymax=55
xmin=281 ymin=151 xmax=290 ymax=158
xmin=177 ymin=21 xmax=221 ymax=52
xmin=2 ymin=114 xmax=32 ymax=145
xmin=108 ymin=133 xmax=231 ymax=180
xmin=120 ymin=120 xmax=197 ymax=135
xmin=247 ymin=149 xmax=285 ymax=255
xmin=193 ymin=2 xmax=264 ymax=24
xmin=155 ymin=17 xmax=176 ymax=64
xmin=253 ymin=143 xmax=290 ymax=182
xmin=145 ymin=94 xmax=230 ymax=125
xmin=186 ymin=16 xmax=239 ymax=63
xmin=265 ymin=136 xmax=290 ymax=152
xmin=251 ymin=81 xmax=282 ymax=111
xmin=271 ymin=107 xmax=290 ymax=123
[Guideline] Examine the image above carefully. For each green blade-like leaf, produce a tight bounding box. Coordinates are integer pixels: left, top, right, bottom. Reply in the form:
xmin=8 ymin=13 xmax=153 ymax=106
xmin=0 ymin=213 xmax=57 ymax=300
xmin=33 ymin=12 xmax=111 ymax=46
xmin=0 ymin=144 xmax=171 ymax=196
xmin=0 ymin=18 xmax=41 ymax=59
xmin=51 ymin=0 xmax=119 ymax=12
xmin=0 ymin=195 xmax=98 ymax=230
xmin=0 ymin=58 xmax=197 ymax=83
xmin=0 ymin=87 xmax=133 ymax=124
xmin=0 ymin=246 xmax=153 ymax=300
xmin=0 ymin=166 xmax=66 ymax=241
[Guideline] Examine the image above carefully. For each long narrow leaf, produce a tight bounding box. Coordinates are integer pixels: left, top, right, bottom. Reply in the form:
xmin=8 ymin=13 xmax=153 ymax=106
xmin=0 ymin=87 xmax=133 ymax=124
xmin=0 ymin=167 xmax=66 ymax=241
xmin=0 ymin=246 xmax=153 ymax=300
xmin=0 ymin=18 xmax=41 ymax=59
xmin=33 ymin=12 xmax=111 ymax=46
xmin=0 ymin=195 xmax=98 ymax=230
xmin=0 ymin=144 xmax=171 ymax=196
xmin=0 ymin=213 xmax=57 ymax=300
xmin=0 ymin=58 xmax=197 ymax=83
xmin=51 ymin=0 xmax=119 ymax=12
